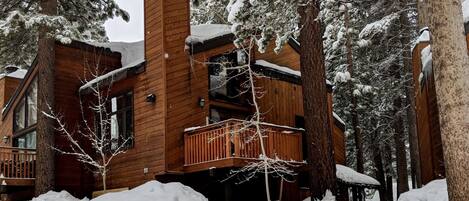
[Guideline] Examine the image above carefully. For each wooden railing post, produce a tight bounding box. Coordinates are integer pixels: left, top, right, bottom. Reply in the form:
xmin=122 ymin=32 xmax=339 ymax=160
xmin=233 ymin=123 xmax=240 ymax=157
xmin=225 ymin=122 xmax=231 ymax=158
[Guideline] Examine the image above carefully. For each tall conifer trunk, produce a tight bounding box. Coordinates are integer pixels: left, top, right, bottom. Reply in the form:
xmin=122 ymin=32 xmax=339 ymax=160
xmin=399 ymin=0 xmax=422 ymax=189
xmin=299 ymin=1 xmax=337 ymax=199
xmin=430 ymin=0 xmax=469 ymax=200
xmin=35 ymin=0 xmax=57 ymax=195
xmin=344 ymin=6 xmax=364 ymax=175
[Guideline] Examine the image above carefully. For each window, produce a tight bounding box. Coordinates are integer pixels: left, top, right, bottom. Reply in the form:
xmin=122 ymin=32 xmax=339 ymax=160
xmin=109 ymin=91 xmax=134 ymax=150
xmin=13 ymin=131 xmax=36 ymax=149
xmin=208 ymin=51 xmax=249 ymax=104
xmin=13 ymin=77 xmax=37 ymax=149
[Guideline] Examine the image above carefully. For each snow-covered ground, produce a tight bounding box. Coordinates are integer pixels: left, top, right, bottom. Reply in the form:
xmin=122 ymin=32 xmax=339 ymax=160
xmin=398 ymin=179 xmax=448 ymax=201
xmin=32 ymin=181 xmax=208 ymax=201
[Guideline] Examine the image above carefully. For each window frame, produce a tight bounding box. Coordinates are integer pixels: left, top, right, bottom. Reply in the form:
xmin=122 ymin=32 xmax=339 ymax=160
xmin=99 ymin=90 xmax=135 ymax=151
xmin=13 ymin=77 xmax=38 ymax=137
xmin=13 ymin=77 xmax=38 ymax=148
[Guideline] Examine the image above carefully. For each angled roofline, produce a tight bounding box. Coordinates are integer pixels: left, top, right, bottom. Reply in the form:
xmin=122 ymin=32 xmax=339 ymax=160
xmin=2 ymin=57 xmax=38 ymax=120
xmin=2 ymin=40 xmax=122 ymax=119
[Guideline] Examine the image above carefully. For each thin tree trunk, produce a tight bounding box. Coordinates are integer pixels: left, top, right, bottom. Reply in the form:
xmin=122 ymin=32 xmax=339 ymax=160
xmin=383 ymin=144 xmax=393 ymax=201
xmin=371 ymin=117 xmax=387 ymax=201
xmin=344 ymin=6 xmax=364 ymax=175
xmin=399 ymin=0 xmax=422 ymax=189
xmin=103 ymin=170 xmax=107 ymax=191
xmin=393 ymin=95 xmax=409 ymax=197
xmin=299 ymin=1 xmax=337 ymax=199
xmin=430 ymin=0 xmax=469 ymax=200
xmin=35 ymin=0 xmax=57 ymax=196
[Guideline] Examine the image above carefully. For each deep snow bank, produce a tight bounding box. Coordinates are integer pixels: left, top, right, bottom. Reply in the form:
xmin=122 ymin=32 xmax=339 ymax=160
xmin=33 ymin=181 xmax=208 ymax=201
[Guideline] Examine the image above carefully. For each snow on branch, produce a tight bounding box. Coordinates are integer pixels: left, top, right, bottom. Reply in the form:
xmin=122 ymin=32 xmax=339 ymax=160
xmin=359 ymin=13 xmax=399 ymax=40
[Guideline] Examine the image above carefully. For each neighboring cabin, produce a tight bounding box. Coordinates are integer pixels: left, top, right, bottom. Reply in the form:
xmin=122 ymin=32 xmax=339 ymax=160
xmin=0 ymin=0 xmax=364 ymax=200
xmin=411 ymin=24 xmax=469 ymax=184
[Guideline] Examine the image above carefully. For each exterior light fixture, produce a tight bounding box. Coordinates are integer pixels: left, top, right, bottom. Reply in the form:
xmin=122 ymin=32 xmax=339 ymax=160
xmin=198 ymin=97 xmax=206 ymax=108
xmin=146 ymin=94 xmax=156 ymax=103
xmin=2 ymin=136 xmax=9 ymax=144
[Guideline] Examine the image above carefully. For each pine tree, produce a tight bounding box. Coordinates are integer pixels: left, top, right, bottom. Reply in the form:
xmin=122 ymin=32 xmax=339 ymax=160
xmin=0 ymin=0 xmax=129 ymax=68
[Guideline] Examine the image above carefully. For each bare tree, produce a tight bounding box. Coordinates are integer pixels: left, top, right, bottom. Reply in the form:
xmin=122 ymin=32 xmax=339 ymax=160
xmin=43 ymin=63 xmax=131 ymax=191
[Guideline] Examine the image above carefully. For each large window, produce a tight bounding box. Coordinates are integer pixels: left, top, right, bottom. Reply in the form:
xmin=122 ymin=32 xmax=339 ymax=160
xmin=13 ymin=78 xmax=37 ymax=149
xmin=109 ymin=91 xmax=134 ymax=150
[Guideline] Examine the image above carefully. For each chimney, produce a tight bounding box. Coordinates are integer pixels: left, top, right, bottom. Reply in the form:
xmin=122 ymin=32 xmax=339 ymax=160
xmin=0 ymin=66 xmax=22 ymax=108
xmin=144 ymin=0 xmax=192 ymax=170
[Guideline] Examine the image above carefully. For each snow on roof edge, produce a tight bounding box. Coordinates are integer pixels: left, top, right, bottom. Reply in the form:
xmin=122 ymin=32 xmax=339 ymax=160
xmin=336 ymin=164 xmax=380 ymax=186
xmin=186 ymin=24 xmax=232 ymax=44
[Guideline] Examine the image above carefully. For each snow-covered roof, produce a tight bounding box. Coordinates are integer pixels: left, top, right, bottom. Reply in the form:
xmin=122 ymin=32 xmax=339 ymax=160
xmin=398 ymin=179 xmax=447 ymax=201
xmin=0 ymin=69 xmax=28 ymax=79
xmin=186 ymin=24 xmax=232 ymax=44
xmin=86 ymin=41 xmax=144 ymax=68
xmin=256 ymin=60 xmax=301 ymax=77
xmin=80 ymin=41 xmax=145 ymax=92
xmin=255 ymin=60 xmax=333 ymax=86
xmin=336 ymin=164 xmax=380 ymax=187
xmin=418 ymin=28 xmax=430 ymax=42
xmin=333 ymin=112 xmax=345 ymax=126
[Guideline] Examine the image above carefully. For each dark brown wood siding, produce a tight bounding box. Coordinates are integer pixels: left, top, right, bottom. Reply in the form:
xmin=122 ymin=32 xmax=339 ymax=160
xmin=412 ymin=42 xmax=445 ymax=184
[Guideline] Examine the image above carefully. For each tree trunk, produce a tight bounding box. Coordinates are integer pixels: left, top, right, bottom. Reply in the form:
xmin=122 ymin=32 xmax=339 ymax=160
xmin=344 ymin=6 xmax=364 ymax=175
xmin=417 ymin=0 xmax=432 ymax=28
xmin=371 ymin=116 xmax=387 ymax=201
xmin=103 ymin=170 xmax=107 ymax=191
xmin=430 ymin=0 xmax=469 ymax=200
xmin=35 ymin=0 xmax=57 ymax=196
xmin=383 ymin=144 xmax=393 ymax=201
xmin=299 ymin=1 xmax=337 ymax=199
xmin=400 ymin=0 xmax=422 ymax=189
xmin=393 ymin=95 xmax=409 ymax=197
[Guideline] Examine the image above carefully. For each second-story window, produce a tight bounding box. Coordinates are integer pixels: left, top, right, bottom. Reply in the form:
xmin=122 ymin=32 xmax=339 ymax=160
xmin=109 ymin=91 xmax=134 ymax=150
xmin=208 ymin=50 xmax=248 ymax=104
xmin=13 ymin=77 xmax=37 ymax=149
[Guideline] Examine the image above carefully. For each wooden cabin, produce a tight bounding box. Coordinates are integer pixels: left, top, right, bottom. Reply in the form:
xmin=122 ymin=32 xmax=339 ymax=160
xmin=412 ymin=23 xmax=469 ymax=184
xmin=0 ymin=0 xmax=347 ymax=200
xmin=412 ymin=24 xmax=469 ymax=185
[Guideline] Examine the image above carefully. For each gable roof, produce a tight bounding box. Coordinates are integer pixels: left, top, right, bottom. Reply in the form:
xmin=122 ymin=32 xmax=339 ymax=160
xmin=2 ymin=40 xmax=144 ymax=118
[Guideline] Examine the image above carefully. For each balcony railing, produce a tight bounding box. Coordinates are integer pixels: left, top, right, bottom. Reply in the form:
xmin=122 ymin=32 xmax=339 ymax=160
xmin=184 ymin=119 xmax=303 ymax=171
xmin=0 ymin=146 xmax=36 ymax=184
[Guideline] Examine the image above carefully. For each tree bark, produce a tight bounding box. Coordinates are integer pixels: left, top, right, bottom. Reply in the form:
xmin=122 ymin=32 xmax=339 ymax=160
xmin=35 ymin=0 xmax=57 ymax=196
xmin=299 ymin=1 xmax=337 ymax=199
xmin=430 ymin=0 xmax=469 ymax=200
xmin=417 ymin=0 xmax=432 ymax=28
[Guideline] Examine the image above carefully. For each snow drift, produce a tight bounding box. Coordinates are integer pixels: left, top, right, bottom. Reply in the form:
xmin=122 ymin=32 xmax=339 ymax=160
xmin=398 ymin=179 xmax=448 ymax=201
xmin=33 ymin=181 xmax=208 ymax=201
xmin=32 ymin=190 xmax=89 ymax=201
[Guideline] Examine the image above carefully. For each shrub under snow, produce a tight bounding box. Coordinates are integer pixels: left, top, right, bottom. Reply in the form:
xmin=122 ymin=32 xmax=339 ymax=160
xmin=33 ymin=181 xmax=208 ymax=201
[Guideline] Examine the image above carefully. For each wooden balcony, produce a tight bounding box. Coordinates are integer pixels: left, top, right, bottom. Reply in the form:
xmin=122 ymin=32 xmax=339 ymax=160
xmin=184 ymin=119 xmax=304 ymax=173
xmin=0 ymin=147 xmax=36 ymax=186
